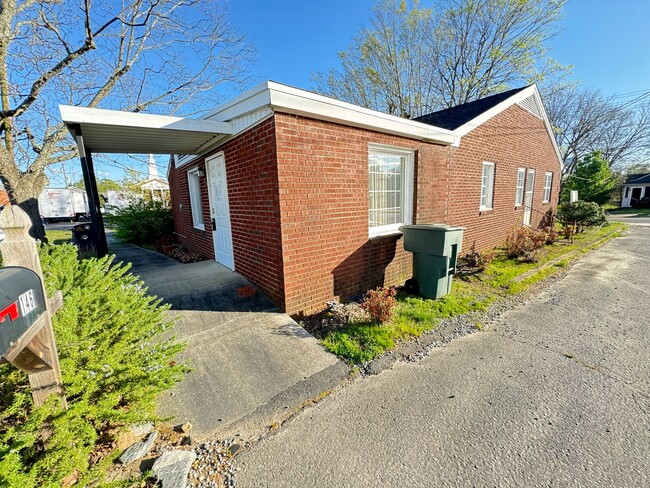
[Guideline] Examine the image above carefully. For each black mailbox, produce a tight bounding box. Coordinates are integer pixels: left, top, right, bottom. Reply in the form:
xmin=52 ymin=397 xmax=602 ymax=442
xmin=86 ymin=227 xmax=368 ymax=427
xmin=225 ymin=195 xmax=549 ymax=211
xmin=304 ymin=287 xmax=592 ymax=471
xmin=0 ymin=267 xmax=47 ymax=357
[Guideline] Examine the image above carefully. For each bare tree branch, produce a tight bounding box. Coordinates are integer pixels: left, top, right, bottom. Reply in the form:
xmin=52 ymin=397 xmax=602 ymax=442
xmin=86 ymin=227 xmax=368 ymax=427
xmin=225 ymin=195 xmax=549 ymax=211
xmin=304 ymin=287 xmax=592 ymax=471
xmin=0 ymin=0 xmax=255 ymax=239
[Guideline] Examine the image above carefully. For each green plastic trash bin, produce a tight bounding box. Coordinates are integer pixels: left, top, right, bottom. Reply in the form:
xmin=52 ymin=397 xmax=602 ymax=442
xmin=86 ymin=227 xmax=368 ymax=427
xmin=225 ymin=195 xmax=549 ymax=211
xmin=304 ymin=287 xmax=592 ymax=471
xmin=399 ymin=224 xmax=465 ymax=299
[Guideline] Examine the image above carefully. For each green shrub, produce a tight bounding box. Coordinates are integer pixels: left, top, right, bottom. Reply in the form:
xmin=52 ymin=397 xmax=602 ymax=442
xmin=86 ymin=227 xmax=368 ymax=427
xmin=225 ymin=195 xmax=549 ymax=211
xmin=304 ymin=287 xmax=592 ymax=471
xmin=557 ymin=201 xmax=606 ymax=232
xmin=107 ymin=200 xmax=173 ymax=246
xmin=0 ymin=244 xmax=187 ymax=487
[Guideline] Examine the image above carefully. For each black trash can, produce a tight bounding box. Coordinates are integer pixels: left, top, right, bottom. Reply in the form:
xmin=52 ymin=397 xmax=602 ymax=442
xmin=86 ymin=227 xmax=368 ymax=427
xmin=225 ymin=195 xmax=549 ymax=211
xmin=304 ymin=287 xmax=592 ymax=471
xmin=71 ymin=222 xmax=97 ymax=254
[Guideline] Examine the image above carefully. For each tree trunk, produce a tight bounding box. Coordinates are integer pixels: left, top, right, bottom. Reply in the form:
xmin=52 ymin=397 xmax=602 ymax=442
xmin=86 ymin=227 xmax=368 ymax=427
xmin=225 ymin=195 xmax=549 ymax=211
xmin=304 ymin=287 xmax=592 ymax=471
xmin=17 ymin=197 xmax=47 ymax=242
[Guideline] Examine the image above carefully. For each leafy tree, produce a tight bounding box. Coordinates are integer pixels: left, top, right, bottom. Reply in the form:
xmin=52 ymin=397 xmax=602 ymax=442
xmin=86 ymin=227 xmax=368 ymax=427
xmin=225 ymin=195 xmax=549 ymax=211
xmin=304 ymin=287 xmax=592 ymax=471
xmin=313 ymin=0 xmax=568 ymax=117
xmin=0 ymin=0 xmax=254 ymax=240
xmin=562 ymin=151 xmax=618 ymax=205
xmin=73 ymin=178 xmax=121 ymax=194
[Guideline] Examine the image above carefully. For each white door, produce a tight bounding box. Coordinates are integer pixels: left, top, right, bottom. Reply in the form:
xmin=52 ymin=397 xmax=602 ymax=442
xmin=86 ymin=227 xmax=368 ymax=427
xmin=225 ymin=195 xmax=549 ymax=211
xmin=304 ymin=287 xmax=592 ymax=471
xmin=523 ymin=169 xmax=535 ymax=226
xmin=206 ymin=153 xmax=234 ymax=270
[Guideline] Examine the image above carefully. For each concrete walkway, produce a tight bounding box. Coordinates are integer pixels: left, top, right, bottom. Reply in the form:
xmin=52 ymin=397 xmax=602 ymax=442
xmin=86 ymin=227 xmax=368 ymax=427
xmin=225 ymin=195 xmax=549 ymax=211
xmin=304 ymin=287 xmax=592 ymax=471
xmin=109 ymin=237 xmax=348 ymax=440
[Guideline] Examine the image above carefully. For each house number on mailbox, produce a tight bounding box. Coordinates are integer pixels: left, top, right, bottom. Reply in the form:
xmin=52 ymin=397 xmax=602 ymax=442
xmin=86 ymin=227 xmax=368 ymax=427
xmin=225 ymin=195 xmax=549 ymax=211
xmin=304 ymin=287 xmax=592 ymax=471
xmin=18 ymin=289 xmax=36 ymax=316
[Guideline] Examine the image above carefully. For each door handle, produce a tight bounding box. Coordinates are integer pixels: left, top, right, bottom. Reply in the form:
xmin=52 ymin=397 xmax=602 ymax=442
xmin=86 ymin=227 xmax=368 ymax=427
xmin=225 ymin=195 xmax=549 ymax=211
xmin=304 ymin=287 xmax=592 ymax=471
xmin=211 ymin=218 xmax=216 ymax=230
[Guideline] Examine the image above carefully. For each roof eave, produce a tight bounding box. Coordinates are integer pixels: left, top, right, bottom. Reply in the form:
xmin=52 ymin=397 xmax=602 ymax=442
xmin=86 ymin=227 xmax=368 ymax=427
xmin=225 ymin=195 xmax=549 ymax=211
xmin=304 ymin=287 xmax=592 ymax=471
xmin=59 ymin=105 xmax=234 ymax=155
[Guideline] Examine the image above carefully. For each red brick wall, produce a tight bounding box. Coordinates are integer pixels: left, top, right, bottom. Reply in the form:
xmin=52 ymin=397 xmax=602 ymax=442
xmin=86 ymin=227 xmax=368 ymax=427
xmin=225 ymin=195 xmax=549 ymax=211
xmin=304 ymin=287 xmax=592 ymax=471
xmin=446 ymin=104 xmax=561 ymax=251
xmin=168 ymin=117 xmax=285 ymax=309
xmin=169 ymin=159 xmax=214 ymax=259
xmin=274 ymin=112 xmax=451 ymax=316
xmin=168 ymin=163 xmax=185 ymax=238
xmin=169 ymin=103 xmax=561 ymax=317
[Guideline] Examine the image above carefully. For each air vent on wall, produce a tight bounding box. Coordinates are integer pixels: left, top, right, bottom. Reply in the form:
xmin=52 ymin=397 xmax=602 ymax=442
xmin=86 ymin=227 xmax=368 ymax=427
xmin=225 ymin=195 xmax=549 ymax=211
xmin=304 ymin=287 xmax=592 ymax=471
xmin=517 ymin=94 xmax=543 ymax=119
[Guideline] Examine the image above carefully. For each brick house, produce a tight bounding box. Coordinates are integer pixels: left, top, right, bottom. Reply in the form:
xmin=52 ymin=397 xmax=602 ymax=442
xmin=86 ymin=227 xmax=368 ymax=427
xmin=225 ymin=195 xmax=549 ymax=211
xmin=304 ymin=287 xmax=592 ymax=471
xmin=165 ymin=82 xmax=562 ymax=316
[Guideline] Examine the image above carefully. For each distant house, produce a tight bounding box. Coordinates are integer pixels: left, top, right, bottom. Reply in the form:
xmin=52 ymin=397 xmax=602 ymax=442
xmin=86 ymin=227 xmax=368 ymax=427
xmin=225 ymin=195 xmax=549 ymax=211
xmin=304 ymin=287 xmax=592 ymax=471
xmin=621 ymin=174 xmax=650 ymax=208
xmin=162 ymin=82 xmax=562 ymax=316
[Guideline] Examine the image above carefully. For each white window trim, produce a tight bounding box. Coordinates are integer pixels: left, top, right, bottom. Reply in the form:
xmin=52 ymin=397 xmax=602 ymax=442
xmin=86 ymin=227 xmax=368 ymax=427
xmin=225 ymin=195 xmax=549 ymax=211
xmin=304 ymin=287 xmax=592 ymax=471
xmin=480 ymin=162 xmax=496 ymax=211
xmin=543 ymin=172 xmax=553 ymax=203
xmin=368 ymin=143 xmax=414 ymax=238
xmin=515 ymin=168 xmax=526 ymax=206
xmin=187 ymin=167 xmax=205 ymax=230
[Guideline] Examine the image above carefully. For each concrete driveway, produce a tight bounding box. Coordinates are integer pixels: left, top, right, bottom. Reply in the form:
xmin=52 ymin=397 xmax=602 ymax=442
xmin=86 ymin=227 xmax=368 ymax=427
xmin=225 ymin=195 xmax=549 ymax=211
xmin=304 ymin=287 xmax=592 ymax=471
xmin=235 ymin=226 xmax=650 ymax=487
xmin=109 ymin=238 xmax=348 ymax=440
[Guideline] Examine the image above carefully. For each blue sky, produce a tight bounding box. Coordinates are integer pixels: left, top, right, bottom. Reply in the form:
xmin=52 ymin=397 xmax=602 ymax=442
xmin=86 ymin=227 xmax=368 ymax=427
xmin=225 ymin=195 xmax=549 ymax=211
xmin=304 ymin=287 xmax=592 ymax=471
xmin=58 ymin=0 xmax=650 ymax=184
xmin=229 ymin=0 xmax=650 ymax=96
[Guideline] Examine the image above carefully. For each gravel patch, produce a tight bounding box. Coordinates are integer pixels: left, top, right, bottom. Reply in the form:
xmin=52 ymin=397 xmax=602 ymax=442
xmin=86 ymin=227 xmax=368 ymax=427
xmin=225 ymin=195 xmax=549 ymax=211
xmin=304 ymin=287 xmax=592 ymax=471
xmin=186 ymin=439 xmax=239 ymax=488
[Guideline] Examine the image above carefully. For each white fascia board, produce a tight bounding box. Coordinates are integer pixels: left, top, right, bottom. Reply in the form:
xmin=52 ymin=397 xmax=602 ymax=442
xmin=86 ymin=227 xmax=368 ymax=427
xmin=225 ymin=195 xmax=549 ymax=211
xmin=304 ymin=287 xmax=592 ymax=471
xmin=531 ymin=84 xmax=565 ymax=173
xmin=452 ymin=86 xmax=537 ymax=138
xmin=204 ymin=82 xmax=273 ymax=122
xmin=59 ymin=105 xmax=234 ymax=136
xmin=204 ymin=81 xmax=458 ymax=144
xmin=266 ymin=82 xmax=458 ymax=145
xmin=452 ymin=84 xmax=564 ymax=172
xmin=175 ymin=81 xmax=459 ymax=168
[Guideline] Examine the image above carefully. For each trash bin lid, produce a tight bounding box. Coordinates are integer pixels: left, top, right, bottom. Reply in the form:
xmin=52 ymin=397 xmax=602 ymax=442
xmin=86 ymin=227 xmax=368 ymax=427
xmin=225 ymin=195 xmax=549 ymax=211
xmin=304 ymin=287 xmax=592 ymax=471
xmin=399 ymin=224 xmax=465 ymax=232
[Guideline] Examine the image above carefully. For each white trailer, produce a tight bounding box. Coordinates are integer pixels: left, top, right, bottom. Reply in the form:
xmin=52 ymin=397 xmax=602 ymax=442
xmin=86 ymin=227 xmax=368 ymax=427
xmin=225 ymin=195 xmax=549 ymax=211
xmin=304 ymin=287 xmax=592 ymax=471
xmin=38 ymin=187 xmax=89 ymax=222
xmin=105 ymin=190 xmax=139 ymax=213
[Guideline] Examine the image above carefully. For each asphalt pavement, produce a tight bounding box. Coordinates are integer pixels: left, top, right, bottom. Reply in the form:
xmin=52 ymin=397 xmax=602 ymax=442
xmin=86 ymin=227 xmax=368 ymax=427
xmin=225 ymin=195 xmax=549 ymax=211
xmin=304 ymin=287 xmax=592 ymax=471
xmin=235 ymin=226 xmax=650 ymax=487
xmin=607 ymin=212 xmax=650 ymax=226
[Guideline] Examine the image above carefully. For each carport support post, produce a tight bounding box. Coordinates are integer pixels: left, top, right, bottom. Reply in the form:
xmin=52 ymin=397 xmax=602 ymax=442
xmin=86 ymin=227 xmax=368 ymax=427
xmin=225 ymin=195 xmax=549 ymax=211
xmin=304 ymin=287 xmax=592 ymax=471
xmin=69 ymin=124 xmax=108 ymax=257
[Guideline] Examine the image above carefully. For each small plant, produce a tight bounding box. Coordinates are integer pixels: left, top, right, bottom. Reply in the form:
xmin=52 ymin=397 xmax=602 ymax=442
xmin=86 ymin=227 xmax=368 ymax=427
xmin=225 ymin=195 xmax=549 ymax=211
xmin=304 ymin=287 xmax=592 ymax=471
xmin=505 ymin=225 xmax=547 ymax=261
xmin=541 ymin=226 xmax=558 ymax=245
xmin=361 ymin=287 xmax=397 ymax=324
xmin=169 ymin=244 xmax=204 ymax=263
xmin=562 ymin=223 xmax=576 ymax=242
xmin=460 ymin=243 xmax=494 ymax=272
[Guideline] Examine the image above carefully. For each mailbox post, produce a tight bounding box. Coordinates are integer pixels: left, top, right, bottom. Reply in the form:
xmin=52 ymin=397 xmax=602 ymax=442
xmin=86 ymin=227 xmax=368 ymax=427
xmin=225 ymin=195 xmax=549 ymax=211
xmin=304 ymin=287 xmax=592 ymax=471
xmin=0 ymin=206 xmax=66 ymax=408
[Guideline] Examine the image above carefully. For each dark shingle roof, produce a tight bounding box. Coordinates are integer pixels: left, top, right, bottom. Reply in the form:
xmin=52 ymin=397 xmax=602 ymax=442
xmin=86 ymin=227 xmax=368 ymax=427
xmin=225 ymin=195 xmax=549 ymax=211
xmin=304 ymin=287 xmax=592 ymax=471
xmin=624 ymin=173 xmax=650 ymax=184
xmin=414 ymin=86 xmax=529 ymax=131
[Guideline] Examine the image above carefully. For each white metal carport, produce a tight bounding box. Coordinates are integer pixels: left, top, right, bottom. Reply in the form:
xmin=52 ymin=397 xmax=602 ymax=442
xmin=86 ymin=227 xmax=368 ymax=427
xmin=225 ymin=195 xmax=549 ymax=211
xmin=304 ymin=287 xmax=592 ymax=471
xmin=59 ymin=105 xmax=233 ymax=256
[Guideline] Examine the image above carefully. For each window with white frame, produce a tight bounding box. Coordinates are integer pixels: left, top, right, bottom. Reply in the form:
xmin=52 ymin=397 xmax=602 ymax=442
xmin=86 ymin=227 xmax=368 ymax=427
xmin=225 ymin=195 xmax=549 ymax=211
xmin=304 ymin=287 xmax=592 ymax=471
xmin=368 ymin=144 xmax=414 ymax=237
xmin=543 ymin=172 xmax=553 ymax=203
xmin=515 ymin=168 xmax=526 ymax=206
xmin=480 ymin=162 xmax=495 ymax=210
xmin=187 ymin=168 xmax=205 ymax=230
